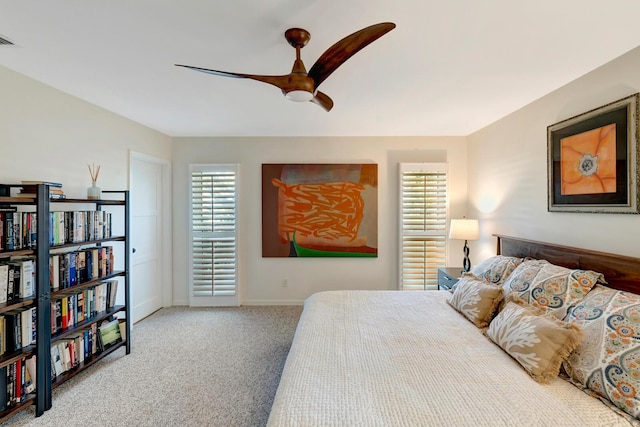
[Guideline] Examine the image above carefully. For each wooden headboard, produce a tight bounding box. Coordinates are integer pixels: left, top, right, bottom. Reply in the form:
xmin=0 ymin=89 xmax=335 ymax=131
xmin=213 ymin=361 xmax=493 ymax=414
xmin=495 ymin=234 xmax=640 ymax=294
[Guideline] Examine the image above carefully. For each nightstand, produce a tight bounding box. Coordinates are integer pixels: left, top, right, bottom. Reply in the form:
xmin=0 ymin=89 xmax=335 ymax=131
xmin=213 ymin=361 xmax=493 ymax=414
xmin=437 ymin=267 xmax=463 ymax=291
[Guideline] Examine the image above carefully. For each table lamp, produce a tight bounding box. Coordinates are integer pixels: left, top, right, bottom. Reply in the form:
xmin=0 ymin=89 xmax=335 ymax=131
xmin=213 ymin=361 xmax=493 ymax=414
xmin=449 ymin=218 xmax=479 ymax=272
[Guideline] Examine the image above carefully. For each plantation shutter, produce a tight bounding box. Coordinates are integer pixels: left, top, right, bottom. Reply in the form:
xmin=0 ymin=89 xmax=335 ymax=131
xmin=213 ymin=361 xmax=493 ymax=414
xmin=190 ymin=164 xmax=239 ymax=307
xmin=399 ymin=163 xmax=448 ymax=290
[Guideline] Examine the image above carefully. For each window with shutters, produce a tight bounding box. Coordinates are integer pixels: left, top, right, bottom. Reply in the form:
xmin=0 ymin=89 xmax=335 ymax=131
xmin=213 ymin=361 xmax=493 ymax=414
xmin=399 ymin=163 xmax=448 ymax=290
xmin=189 ymin=164 xmax=239 ymax=306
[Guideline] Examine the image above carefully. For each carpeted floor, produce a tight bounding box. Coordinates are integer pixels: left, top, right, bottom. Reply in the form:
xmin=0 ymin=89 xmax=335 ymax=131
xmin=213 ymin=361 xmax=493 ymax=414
xmin=1 ymin=305 xmax=303 ymax=427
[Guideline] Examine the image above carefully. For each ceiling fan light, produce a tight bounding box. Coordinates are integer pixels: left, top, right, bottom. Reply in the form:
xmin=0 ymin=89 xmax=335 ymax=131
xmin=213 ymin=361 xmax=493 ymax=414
xmin=285 ymin=90 xmax=314 ymax=102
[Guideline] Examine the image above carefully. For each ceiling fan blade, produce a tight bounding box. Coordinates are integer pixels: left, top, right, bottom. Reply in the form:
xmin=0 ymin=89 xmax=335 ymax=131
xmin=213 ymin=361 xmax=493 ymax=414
xmin=308 ymin=22 xmax=395 ymax=89
xmin=309 ymin=91 xmax=334 ymax=111
xmin=175 ymin=64 xmax=290 ymax=89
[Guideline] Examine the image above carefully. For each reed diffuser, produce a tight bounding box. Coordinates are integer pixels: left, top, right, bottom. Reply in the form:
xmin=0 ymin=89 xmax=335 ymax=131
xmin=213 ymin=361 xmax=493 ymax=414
xmin=87 ymin=163 xmax=102 ymax=199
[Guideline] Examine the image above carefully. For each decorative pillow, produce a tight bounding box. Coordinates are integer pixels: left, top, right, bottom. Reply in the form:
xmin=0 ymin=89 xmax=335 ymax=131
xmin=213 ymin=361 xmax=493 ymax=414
xmin=470 ymin=255 xmax=524 ymax=285
xmin=501 ymin=259 xmax=604 ymax=319
xmin=487 ymin=301 xmax=583 ymax=383
xmin=447 ymin=274 xmax=503 ymax=328
xmin=563 ymin=285 xmax=640 ymax=419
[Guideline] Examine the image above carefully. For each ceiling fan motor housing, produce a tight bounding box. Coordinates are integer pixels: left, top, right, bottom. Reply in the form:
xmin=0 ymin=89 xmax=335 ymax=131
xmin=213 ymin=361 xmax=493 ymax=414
xmin=282 ymin=68 xmax=315 ymax=102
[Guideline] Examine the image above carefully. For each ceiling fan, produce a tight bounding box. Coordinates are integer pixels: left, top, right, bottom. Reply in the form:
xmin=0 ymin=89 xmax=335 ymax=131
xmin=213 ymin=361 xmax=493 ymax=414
xmin=175 ymin=22 xmax=395 ymax=112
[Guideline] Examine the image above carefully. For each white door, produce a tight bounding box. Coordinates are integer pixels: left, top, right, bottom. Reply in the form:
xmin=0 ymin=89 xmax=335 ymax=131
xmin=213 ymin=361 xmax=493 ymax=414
xmin=130 ymin=154 xmax=166 ymax=322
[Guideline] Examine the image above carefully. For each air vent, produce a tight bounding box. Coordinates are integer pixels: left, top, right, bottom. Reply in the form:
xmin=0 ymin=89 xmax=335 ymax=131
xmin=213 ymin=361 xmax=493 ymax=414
xmin=0 ymin=35 xmax=14 ymax=46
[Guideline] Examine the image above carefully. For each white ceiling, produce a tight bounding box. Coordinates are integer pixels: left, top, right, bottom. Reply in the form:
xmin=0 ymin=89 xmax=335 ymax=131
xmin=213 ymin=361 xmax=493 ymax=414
xmin=2 ymin=1 xmax=640 ymax=137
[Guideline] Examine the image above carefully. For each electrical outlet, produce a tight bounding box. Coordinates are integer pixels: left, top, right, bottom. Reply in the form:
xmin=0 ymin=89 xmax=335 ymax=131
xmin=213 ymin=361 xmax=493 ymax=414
xmin=282 ymin=279 xmax=288 ymax=288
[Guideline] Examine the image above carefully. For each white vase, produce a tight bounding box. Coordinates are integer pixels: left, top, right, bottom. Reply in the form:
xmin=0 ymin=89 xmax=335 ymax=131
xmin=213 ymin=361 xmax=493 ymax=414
xmin=87 ymin=181 xmax=102 ymax=199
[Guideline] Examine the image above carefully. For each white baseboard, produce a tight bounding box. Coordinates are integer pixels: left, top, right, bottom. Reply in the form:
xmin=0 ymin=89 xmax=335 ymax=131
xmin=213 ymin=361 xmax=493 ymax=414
xmin=167 ymin=300 xmax=304 ymax=306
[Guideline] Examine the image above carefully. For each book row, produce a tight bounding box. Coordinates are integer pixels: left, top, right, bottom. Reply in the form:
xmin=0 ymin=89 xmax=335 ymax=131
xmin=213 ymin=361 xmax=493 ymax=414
xmin=51 ymin=325 xmax=97 ymax=379
xmin=0 ymin=356 xmax=35 ymax=411
xmin=50 ymin=246 xmax=114 ymax=291
xmin=0 ymin=245 xmax=114 ymax=305
xmin=50 ymin=211 xmax=113 ymax=246
xmin=15 ymin=184 xmax=65 ymax=199
xmin=0 ymin=259 xmax=35 ymax=304
xmin=0 ymin=307 xmax=36 ymax=355
xmin=0 ymin=210 xmax=113 ymax=252
xmin=0 ymin=277 xmax=118 ymax=356
xmin=0 ymin=211 xmax=35 ymax=252
xmin=50 ymin=318 xmax=124 ymax=379
xmin=51 ymin=279 xmax=119 ymax=335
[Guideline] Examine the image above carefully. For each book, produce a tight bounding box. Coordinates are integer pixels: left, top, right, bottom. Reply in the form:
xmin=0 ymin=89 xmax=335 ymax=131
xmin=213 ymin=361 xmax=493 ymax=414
xmin=0 ymin=366 xmax=6 ymax=410
xmin=6 ymin=264 xmax=19 ymax=303
xmin=20 ymin=309 xmax=32 ymax=348
xmin=50 ymin=254 xmax=60 ymax=291
xmin=20 ymin=181 xmax=62 ymax=188
xmin=98 ymin=319 xmax=122 ymax=351
xmin=60 ymin=297 xmax=68 ymax=331
xmin=24 ymin=357 xmax=35 ymax=394
xmin=5 ymin=213 xmax=13 ymax=250
xmin=107 ymin=280 xmax=118 ymax=308
xmin=0 ymin=316 xmax=5 ymax=355
xmin=0 ymin=265 xmax=8 ymax=304
xmin=4 ymin=311 xmax=21 ymax=351
xmin=118 ymin=320 xmax=126 ymax=341
xmin=0 ymin=213 xmax=4 ymax=251
xmin=14 ymin=358 xmax=21 ymax=403
xmin=60 ymin=341 xmax=71 ymax=372
xmin=76 ymin=292 xmax=85 ymax=323
xmin=76 ymin=251 xmax=86 ymax=284
xmin=19 ymin=259 xmax=35 ymax=299
xmin=52 ymin=299 xmax=62 ymax=334
xmin=68 ymin=252 xmax=77 ymax=287
xmin=50 ymin=344 xmax=63 ymax=377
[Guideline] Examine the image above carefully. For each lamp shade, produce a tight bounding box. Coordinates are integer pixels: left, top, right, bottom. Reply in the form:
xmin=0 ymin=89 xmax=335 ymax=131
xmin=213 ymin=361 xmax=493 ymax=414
xmin=449 ymin=218 xmax=479 ymax=241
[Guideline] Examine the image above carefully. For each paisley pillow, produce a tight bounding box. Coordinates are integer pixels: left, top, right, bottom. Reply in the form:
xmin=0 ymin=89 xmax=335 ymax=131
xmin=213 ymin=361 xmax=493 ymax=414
xmin=501 ymin=259 xmax=604 ymax=319
xmin=470 ymin=255 xmax=524 ymax=285
xmin=564 ymin=285 xmax=640 ymax=419
xmin=447 ymin=274 xmax=503 ymax=328
xmin=487 ymin=301 xmax=583 ymax=383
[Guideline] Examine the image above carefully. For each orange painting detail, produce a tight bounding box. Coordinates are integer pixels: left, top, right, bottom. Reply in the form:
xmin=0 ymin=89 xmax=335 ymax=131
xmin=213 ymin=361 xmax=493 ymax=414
xmin=272 ymin=178 xmax=366 ymax=248
xmin=560 ymin=123 xmax=617 ymax=195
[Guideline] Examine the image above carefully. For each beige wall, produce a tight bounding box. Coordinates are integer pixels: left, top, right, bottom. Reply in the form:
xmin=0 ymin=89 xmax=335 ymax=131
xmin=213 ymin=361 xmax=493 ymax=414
xmin=0 ymin=65 xmax=172 ymax=307
xmin=468 ymin=46 xmax=640 ymax=262
xmin=0 ymin=65 xmax=171 ymax=194
xmin=9 ymin=40 xmax=640 ymax=307
xmin=172 ymin=137 xmax=468 ymax=305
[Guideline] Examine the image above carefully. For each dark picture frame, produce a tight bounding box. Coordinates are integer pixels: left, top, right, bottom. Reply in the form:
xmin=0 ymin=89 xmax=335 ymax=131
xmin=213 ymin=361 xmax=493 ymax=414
xmin=547 ymin=93 xmax=639 ymax=213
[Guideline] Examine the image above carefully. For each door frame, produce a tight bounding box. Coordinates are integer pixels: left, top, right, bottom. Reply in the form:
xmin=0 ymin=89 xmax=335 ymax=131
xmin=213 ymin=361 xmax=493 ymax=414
xmin=129 ymin=150 xmax=173 ymax=309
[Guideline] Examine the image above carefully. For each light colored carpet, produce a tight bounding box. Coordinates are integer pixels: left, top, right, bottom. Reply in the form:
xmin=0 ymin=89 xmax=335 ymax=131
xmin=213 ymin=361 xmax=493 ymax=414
xmin=1 ymin=305 xmax=302 ymax=427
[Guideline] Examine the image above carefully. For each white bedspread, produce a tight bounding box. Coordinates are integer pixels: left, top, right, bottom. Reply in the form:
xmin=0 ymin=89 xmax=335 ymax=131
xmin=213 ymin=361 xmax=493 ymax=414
xmin=267 ymin=290 xmax=633 ymax=426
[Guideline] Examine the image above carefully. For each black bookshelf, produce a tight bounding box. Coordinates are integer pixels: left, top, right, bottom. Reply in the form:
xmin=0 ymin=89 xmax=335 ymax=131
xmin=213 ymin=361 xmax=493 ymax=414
xmin=0 ymin=184 xmax=130 ymax=420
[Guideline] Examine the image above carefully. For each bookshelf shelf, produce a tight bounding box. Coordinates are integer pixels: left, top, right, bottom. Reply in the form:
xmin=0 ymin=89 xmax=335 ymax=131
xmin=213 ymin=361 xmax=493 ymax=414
xmin=51 ymin=340 xmax=126 ymax=390
xmin=0 ymin=394 xmax=35 ymax=424
xmin=0 ymin=346 xmax=35 ymax=368
xmin=51 ymin=236 xmax=126 ymax=251
xmin=0 ymin=184 xmax=130 ymax=420
xmin=50 ymin=271 xmax=125 ymax=298
xmin=52 ymin=305 xmax=125 ymax=341
xmin=0 ymin=249 xmax=34 ymax=260
xmin=0 ymin=298 xmax=36 ymax=313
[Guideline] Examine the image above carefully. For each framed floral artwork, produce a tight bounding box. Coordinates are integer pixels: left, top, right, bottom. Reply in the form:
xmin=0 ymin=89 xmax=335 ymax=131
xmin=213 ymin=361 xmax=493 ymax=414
xmin=547 ymin=93 xmax=639 ymax=213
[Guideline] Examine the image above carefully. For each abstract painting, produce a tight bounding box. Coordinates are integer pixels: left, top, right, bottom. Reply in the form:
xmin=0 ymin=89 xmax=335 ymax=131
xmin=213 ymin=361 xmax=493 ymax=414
xmin=547 ymin=93 xmax=639 ymax=213
xmin=262 ymin=163 xmax=378 ymax=257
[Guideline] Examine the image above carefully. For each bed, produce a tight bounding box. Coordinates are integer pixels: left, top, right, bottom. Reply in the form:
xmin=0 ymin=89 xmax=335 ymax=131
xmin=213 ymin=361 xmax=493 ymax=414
xmin=267 ymin=235 xmax=640 ymax=426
